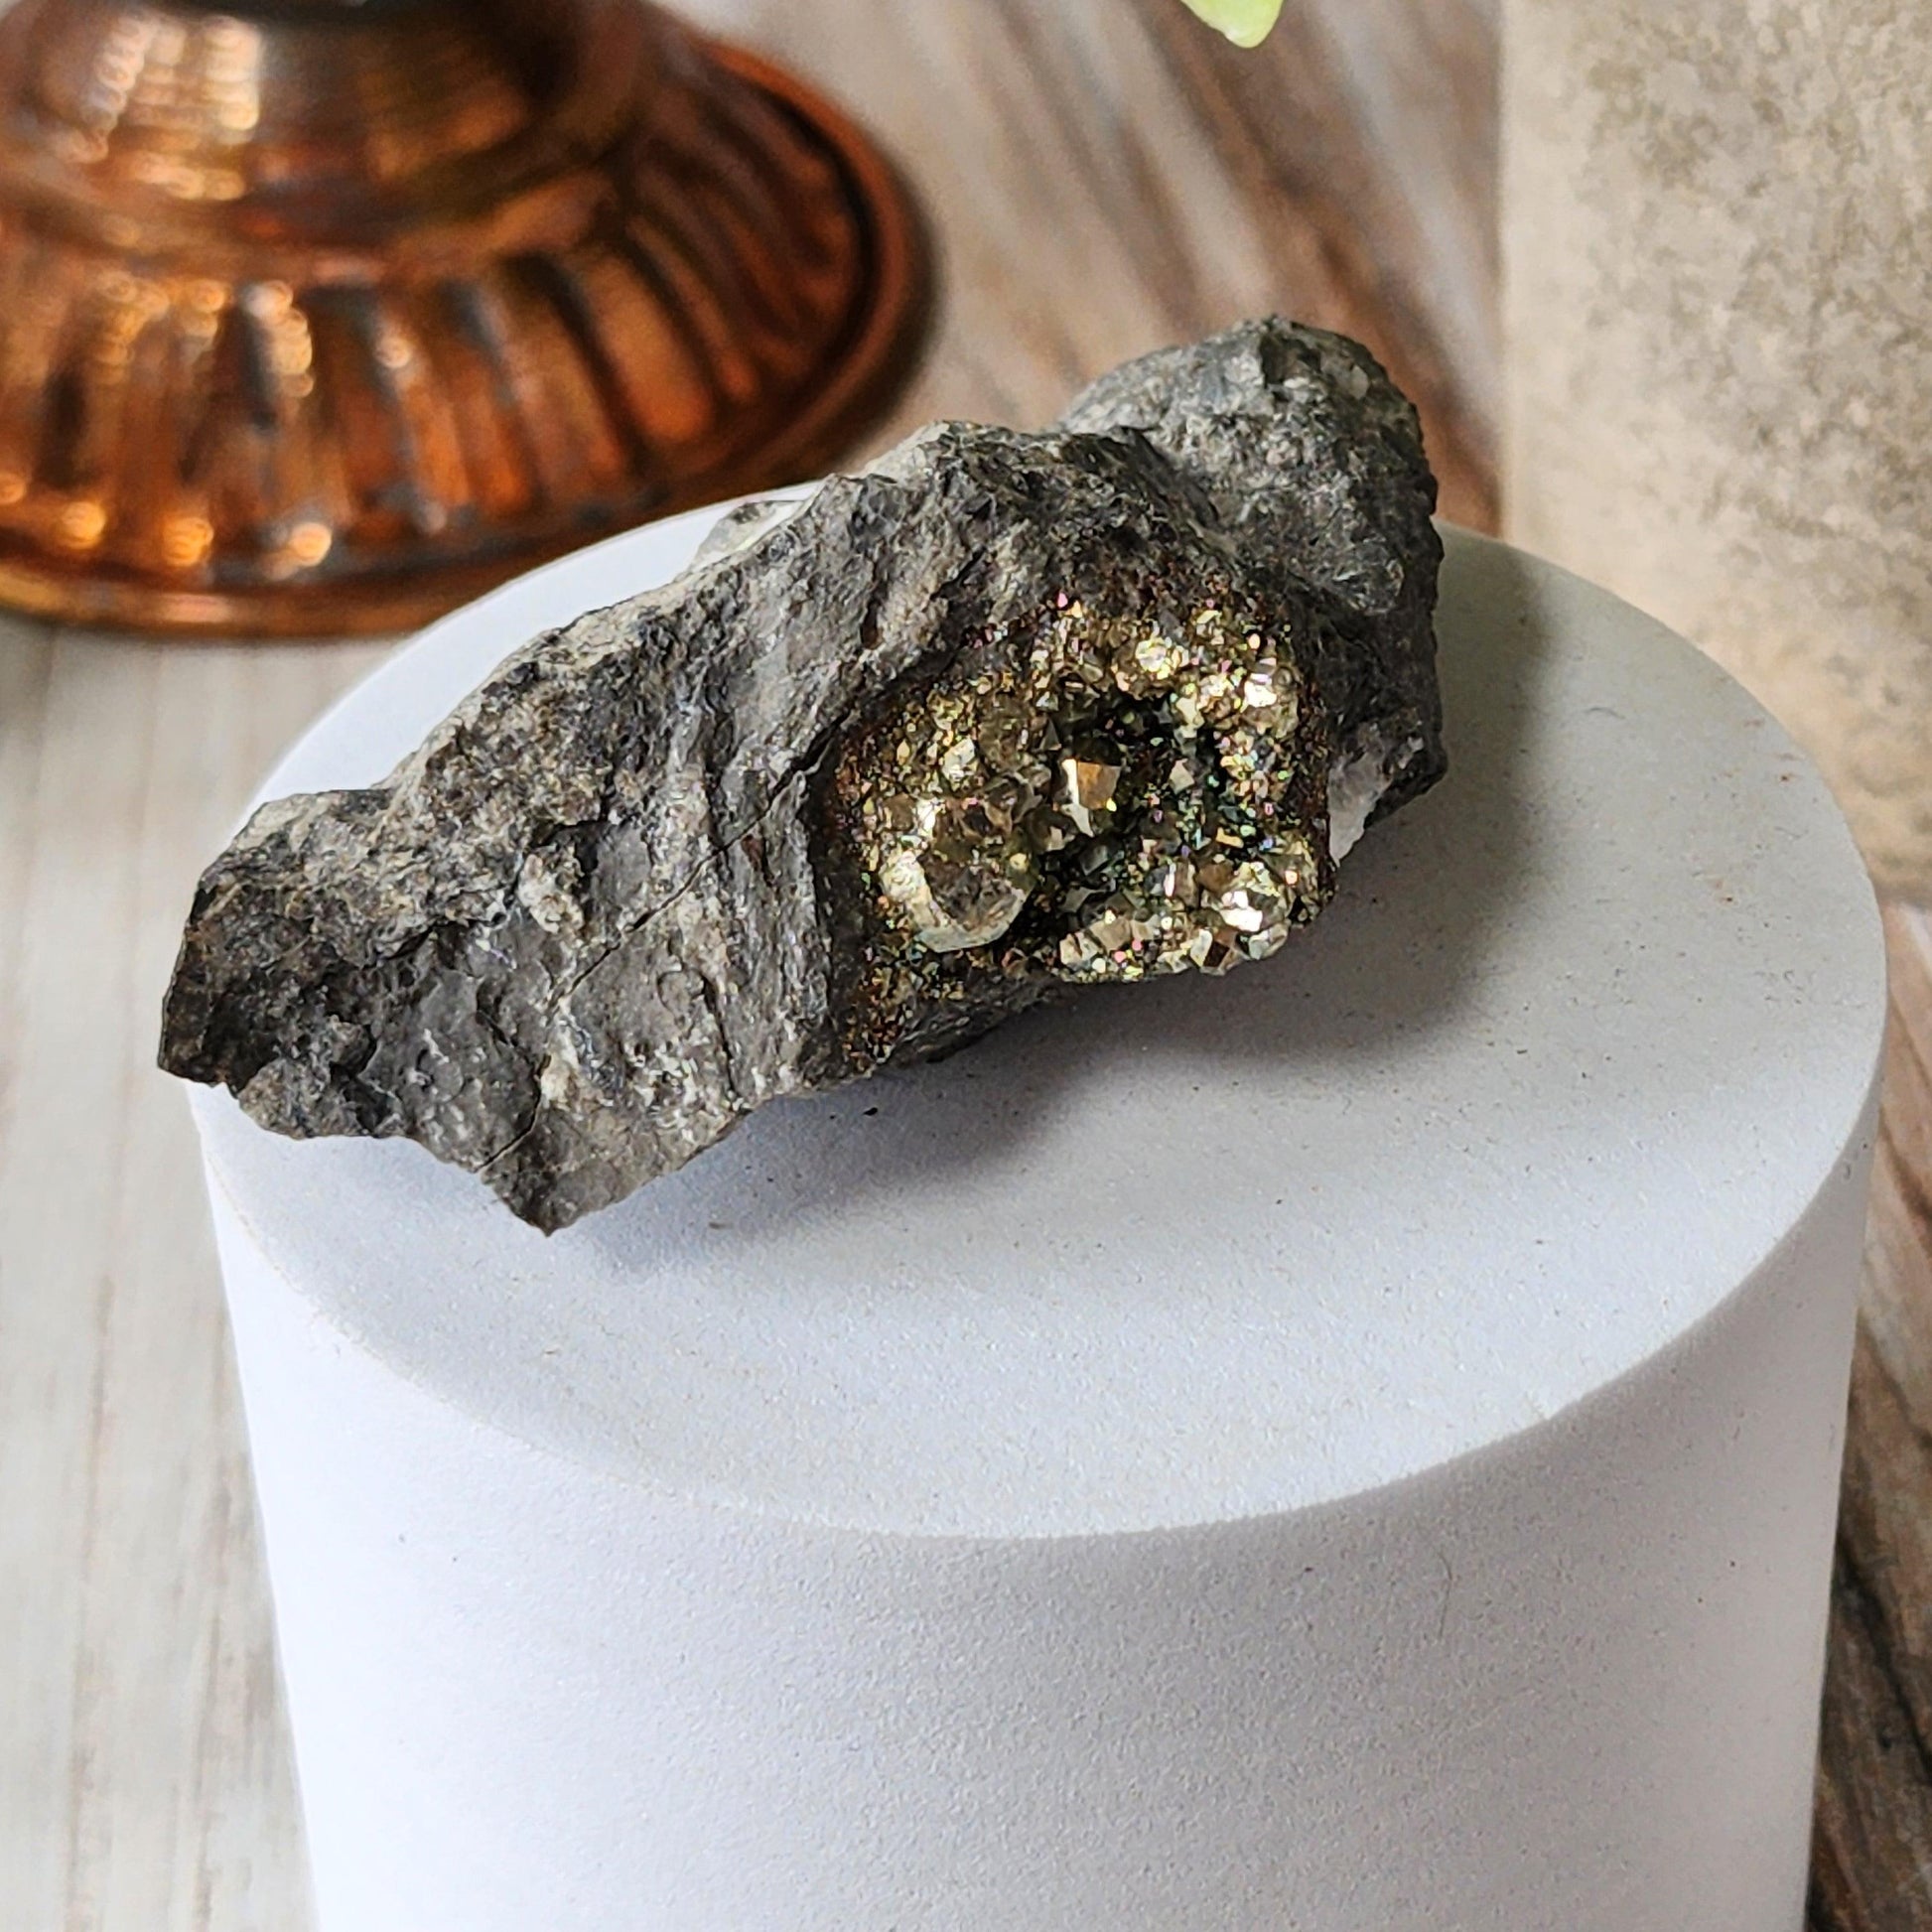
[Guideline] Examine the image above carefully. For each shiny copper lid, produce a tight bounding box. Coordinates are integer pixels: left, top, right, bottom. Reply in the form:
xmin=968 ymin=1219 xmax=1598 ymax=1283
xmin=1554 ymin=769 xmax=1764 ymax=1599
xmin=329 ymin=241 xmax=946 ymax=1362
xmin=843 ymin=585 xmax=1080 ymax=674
xmin=0 ymin=0 xmax=926 ymax=633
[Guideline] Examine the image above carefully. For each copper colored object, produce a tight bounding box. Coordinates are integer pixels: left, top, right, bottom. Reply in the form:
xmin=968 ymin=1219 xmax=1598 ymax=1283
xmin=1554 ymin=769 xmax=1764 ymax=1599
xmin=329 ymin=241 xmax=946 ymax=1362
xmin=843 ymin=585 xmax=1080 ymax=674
xmin=0 ymin=0 xmax=926 ymax=635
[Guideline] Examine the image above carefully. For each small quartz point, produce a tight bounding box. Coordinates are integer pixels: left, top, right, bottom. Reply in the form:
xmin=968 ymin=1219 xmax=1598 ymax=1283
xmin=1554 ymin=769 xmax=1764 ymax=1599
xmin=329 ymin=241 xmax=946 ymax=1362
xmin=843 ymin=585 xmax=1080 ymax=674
xmin=159 ymin=319 xmax=1446 ymax=1230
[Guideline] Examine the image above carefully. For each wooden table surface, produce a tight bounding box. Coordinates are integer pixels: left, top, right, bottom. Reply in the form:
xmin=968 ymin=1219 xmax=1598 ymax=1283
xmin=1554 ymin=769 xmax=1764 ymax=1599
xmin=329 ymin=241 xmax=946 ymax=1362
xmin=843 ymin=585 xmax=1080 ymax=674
xmin=2 ymin=2 xmax=1923 ymax=1927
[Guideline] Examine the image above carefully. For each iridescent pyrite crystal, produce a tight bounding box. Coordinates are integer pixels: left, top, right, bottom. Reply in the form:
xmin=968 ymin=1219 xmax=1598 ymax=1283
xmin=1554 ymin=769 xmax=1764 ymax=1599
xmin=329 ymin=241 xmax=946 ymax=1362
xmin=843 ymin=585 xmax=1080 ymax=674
xmin=825 ymin=580 xmax=1336 ymax=1076
xmin=852 ymin=595 xmax=1329 ymax=978
xmin=160 ymin=319 xmax=1446 ymax=1229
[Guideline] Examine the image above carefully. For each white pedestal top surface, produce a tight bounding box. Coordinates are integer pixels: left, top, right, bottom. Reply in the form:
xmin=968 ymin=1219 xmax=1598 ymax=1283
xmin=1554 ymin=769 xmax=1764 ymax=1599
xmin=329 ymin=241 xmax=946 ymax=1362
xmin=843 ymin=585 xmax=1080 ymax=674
xmin=197 ymin=511 xmax=1885 ymax=1539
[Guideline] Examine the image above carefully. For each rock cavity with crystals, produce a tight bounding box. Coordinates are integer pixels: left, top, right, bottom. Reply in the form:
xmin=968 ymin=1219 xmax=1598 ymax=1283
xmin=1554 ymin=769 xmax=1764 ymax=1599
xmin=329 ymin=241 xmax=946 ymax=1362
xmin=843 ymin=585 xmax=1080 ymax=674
xmin=159 ymin=318 xmax=1446 ymax=1230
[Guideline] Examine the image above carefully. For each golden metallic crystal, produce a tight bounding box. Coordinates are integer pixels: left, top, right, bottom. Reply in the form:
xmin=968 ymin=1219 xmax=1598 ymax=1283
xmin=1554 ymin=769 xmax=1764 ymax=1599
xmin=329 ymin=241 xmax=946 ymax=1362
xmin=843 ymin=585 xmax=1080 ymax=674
xmin=844 ymin=589 xmax=1334 ymax=1015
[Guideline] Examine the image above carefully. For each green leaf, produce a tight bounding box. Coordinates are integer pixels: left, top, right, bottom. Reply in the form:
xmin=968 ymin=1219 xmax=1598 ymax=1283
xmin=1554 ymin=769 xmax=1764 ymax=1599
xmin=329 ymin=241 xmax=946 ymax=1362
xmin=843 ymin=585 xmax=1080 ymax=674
xmin=1179 ymin=0 xmax=1286 ymax=48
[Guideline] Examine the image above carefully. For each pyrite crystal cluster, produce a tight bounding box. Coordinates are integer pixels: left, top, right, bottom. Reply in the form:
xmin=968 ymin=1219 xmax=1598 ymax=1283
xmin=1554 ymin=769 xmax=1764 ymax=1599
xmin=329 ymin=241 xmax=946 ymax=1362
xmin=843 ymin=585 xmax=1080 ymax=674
xmin=160 ymin=319 xmax=1446 ymax=1230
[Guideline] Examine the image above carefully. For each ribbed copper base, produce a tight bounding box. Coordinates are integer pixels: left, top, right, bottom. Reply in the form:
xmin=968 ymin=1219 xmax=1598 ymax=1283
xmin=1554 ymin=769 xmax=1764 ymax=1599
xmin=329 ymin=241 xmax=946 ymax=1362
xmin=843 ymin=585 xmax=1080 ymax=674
xmin=0 ymin=0 xmax=926 ymax=636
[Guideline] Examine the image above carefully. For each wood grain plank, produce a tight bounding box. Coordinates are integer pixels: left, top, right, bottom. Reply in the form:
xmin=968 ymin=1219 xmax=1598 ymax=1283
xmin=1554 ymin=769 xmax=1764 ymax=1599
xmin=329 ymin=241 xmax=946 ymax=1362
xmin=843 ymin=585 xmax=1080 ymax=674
xmin=683 ymin=0 xmax=1497 ymax=527
xmin=1300 ymin=0 xmax=1498 ymax=451
xmin=1815 ymin=913 xmax=1932 ymax=1931
xmin=0 ymin=625 xmax=70 ymax=1932
xmin=1119 ymin=0 xmax=1497 ymax=527
xmin=0 ymin=637 xmax=377 ymax=1932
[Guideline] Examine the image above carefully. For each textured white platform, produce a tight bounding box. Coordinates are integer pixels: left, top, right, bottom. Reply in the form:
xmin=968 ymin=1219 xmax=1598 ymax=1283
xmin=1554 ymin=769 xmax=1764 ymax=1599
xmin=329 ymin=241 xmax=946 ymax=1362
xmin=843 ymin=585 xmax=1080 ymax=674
xmin=194 ymin=511 xmax=1885 ymax=1932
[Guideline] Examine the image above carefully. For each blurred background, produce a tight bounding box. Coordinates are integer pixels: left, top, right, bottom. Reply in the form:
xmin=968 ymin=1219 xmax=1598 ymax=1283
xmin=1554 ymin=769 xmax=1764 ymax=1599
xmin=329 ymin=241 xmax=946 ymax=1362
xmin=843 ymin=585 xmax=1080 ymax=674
xmin=4 ymin=1 xmax=1928 ymax=1927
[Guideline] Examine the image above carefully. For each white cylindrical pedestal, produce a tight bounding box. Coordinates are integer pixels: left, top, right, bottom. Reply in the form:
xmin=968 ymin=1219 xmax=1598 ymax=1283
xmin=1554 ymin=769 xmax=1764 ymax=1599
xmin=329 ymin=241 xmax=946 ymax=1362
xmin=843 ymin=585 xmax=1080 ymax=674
xmin=1503 ymin=0 xmax=1932 ymax=896
xmin=194 ymin=511 xmax=1884 ymax=1932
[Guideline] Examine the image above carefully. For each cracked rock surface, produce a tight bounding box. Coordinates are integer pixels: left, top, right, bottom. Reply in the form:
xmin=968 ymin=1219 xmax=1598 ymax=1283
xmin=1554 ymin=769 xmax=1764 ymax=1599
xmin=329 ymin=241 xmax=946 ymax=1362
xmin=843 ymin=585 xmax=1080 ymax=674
xmin=160 ymin=318 xmax=1446 ymax=1230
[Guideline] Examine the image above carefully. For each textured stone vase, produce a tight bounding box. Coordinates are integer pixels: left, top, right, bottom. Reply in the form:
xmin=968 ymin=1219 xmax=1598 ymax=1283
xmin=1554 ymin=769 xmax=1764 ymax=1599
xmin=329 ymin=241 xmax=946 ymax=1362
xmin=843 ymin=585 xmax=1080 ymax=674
xmin=1504 ymin=0 xmax=1932 ymax=896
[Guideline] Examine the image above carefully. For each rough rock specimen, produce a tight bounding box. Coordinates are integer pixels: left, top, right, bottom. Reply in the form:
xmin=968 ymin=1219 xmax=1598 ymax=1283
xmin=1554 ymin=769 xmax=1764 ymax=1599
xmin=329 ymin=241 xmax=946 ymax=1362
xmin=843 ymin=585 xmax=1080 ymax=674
xmin=160 ymin=318 xmax=1446 ymax=1230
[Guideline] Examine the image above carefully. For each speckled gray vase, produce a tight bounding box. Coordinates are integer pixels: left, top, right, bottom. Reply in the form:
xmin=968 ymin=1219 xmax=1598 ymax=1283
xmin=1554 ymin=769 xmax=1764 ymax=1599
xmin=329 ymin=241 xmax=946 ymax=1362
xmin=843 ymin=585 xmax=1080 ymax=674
xmin=1504 ymin=0 xmax=1932 ymax=897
